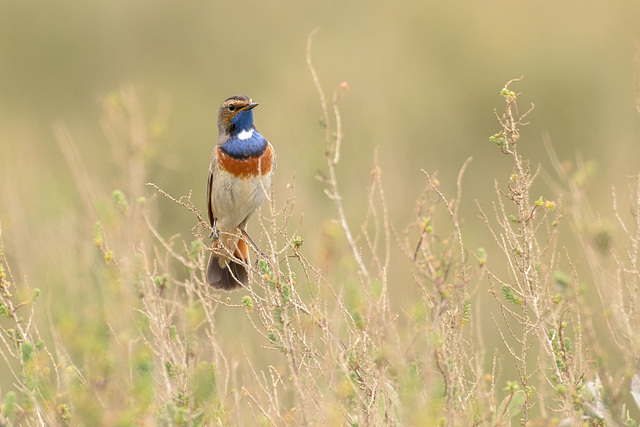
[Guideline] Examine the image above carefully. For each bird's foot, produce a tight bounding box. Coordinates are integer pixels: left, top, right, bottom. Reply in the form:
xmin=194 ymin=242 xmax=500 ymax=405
xmin=209 ymin=226 xmax=220 ymax=242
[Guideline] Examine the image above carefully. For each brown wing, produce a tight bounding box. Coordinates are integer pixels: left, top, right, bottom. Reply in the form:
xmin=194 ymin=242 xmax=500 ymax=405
xmin=206 ymin=164 xmax=215 ymax=227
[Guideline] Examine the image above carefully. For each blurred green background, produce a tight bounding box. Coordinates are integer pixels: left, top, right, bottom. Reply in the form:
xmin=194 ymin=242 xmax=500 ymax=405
xmin=3 ymin=1 xmax=640 ymax=223
xmin=2 ymin=0 xmax=640 ymax=242
xmin=1 ymin=0 xmax=640 ymax=417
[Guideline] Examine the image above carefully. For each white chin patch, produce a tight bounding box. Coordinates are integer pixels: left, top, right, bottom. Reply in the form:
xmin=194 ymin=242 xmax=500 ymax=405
xmin=237 ymin=128 xmax=254 ymax=140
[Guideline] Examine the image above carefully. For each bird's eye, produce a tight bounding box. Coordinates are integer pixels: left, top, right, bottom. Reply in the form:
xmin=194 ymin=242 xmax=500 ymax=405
xmin=228 ymin=104 xmax=235 ymax=112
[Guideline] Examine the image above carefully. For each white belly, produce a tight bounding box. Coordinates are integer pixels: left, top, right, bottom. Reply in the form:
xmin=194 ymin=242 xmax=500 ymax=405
xmin=210 ymin=170 xmax=271 ymax=232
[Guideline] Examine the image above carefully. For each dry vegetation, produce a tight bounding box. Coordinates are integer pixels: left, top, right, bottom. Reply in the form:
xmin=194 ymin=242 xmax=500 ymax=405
xmin=1 ymin=37 xmax=640 ymax=426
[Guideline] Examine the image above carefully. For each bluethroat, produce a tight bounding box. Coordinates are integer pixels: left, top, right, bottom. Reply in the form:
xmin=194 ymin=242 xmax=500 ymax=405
xmin=206 ymin=95 xmax=275 ymax=290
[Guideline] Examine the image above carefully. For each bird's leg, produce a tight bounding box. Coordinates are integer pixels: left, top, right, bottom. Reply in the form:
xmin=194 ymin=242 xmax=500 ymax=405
xmin=241 ymin=229 xmax=266 ymax=261
xmin=209 ymin=218 xmax=220 ymax=242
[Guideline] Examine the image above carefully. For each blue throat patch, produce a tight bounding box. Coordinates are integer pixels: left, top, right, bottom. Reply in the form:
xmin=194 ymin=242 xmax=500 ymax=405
xmin=231 ymin=109 xmax=254 ymax=131
xmin=222 ymin=109 xmax=267 ymax=158
xmin=221 ymin=131 xmax=268 ymax=158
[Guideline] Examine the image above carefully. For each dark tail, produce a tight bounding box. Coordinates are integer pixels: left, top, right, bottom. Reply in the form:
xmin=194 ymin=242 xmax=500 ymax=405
xmin=207 ymin=239 xmax=249 ymax=290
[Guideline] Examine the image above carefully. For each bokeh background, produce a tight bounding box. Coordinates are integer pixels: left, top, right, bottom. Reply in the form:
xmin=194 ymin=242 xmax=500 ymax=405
xmin=3 ymin=0 xmax=640 ymax=248
xmin=1 ymin=0 xmax=640 ymax=421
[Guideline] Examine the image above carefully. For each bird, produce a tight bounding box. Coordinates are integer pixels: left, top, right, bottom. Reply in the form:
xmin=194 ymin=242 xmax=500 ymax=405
xmin=206 ymin=95 xmax=275 ymax=290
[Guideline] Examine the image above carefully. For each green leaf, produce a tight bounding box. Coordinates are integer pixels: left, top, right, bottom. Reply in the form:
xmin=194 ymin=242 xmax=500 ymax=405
xmin=461 ymin=294 xmax=471 ymax=327
xmin=507 ymin=390 xmax=525 ymax=418
xmin=93 ymin=221 xmax=104 ymax=247
xmin=111 ymin=189 xmax=129 ymax=214
xmin=189 ymin=240 xmax=203 ymax=261
xmin=2 ymin=391 xmax=16 ymax=418
xmin=553 ymin=271 xmax=570 ymax=293
xmin=501 ymin=285 xmax=522 ymax=305
xmin=476 ymin=247 xmax=486 ymax=266
xmin=241 ymin=296 xmax=254 ymax=310
xmin=497 ymin=389 xmax=525 ymax=421
xmin=21 ymin=341 xmax=34 ymax=363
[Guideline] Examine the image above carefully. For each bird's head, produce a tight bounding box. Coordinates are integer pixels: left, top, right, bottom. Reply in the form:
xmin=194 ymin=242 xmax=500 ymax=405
xmin=217 ymin=95 xmax=259 ymax=136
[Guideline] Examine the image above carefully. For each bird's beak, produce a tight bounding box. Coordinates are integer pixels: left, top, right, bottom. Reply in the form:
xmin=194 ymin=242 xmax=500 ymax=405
xmin=245 ymin=102 xmax=259 ymax=110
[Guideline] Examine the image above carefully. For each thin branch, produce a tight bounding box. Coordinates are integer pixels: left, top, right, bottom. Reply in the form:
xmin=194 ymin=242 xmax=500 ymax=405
xmin=306 ymin=29 xmax=372 ymax=287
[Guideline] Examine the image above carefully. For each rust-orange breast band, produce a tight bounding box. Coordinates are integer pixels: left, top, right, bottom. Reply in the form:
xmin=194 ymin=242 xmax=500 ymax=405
xmin=217 ymin=144 xmax=274 ymax=179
